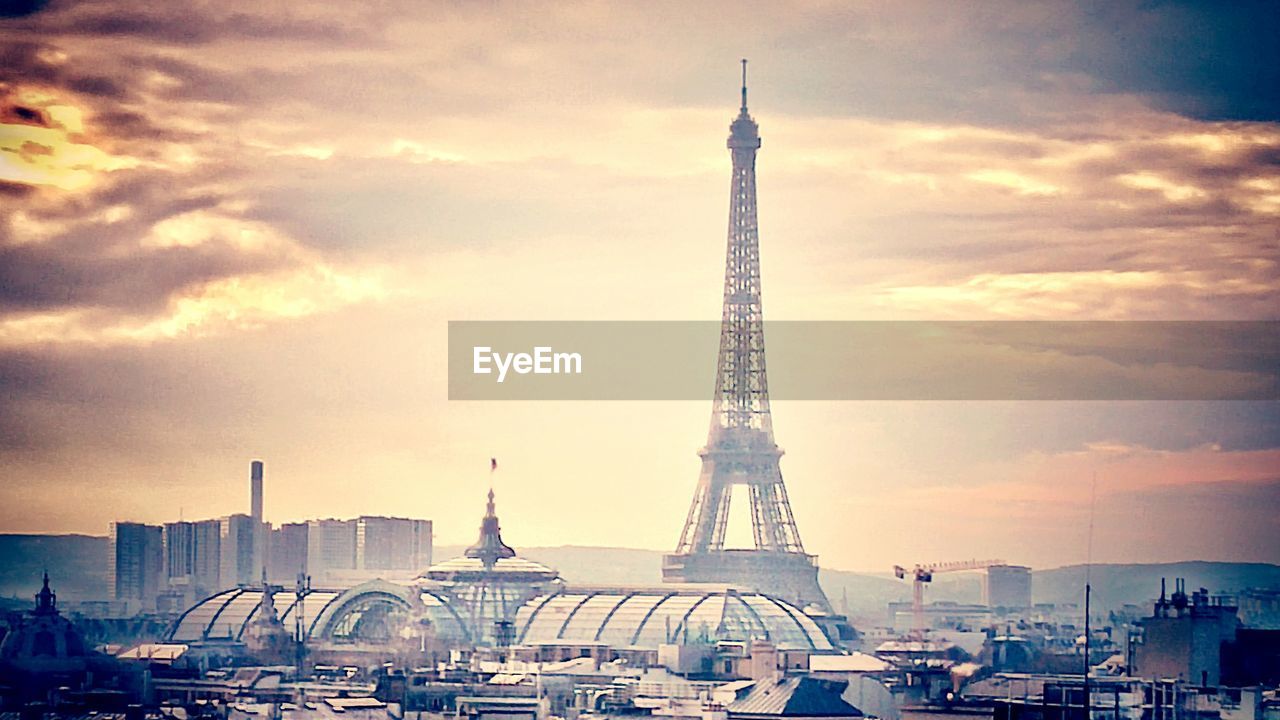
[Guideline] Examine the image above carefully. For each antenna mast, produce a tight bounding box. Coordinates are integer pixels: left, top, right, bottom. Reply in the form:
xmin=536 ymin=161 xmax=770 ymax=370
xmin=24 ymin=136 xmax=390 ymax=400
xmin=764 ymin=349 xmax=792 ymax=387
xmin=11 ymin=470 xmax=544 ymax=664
xmin=1084 ymin=472 xmax=1098 ymax=720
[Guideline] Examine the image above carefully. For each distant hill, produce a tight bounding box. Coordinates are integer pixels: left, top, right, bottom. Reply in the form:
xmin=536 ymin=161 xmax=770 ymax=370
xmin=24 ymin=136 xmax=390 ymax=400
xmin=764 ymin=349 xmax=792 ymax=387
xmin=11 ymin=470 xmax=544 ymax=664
xmin=435 ymin=544 xmax=667 ymax=587
xmin=444 ymin=545 xmax=953 ymax=620
xmin=6 ymin=536 xmax=1278 ymax=622
xmin=470 ymin=544 xmax=913 ymax=620
xmin=449 ymin=546 xmax=1280 ymax=622
xmin=0 ymin=534 xmax=109 ymax=602
xmin=1032 ymin=562 xmax=1280 ymax=610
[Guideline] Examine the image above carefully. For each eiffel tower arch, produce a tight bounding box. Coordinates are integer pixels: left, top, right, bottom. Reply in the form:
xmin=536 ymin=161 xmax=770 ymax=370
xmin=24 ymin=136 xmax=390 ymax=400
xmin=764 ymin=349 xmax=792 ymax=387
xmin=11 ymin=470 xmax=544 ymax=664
xmin=663 ymin=62 xmax=833 ymax=615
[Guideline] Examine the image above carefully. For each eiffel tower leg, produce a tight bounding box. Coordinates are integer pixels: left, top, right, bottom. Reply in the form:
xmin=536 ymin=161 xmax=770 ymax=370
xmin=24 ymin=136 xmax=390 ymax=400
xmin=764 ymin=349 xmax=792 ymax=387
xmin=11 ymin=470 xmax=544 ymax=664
xmin=709 ymin=482 xmax=732 ymax=551
xmin=770 ymin=478 xmax=803 ymax=552
xmin=749 ymin=483 xmax=769 ymax=549
xmin=676 ymin=482 xmax=706 ymax=554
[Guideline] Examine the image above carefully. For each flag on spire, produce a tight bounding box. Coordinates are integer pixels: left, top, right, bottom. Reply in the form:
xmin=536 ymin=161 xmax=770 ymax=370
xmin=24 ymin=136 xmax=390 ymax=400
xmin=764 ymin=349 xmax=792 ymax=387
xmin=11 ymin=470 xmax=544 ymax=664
xmin=490 ymin=457 xmax=498 ymax=472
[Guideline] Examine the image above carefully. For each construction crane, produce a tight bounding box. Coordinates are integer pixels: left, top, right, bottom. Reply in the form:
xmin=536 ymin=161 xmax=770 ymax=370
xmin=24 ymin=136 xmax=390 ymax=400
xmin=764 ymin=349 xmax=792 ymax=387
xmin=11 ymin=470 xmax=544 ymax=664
xmin=893 ymin=559 xmax=1004 ymax=637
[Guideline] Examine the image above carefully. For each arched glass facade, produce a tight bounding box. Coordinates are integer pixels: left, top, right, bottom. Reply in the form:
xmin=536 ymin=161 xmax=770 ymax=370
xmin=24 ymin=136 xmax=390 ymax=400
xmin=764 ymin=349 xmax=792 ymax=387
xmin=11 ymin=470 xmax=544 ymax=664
xmin=170 ymin=585 xmax=832 ymax=651
xmin=514 ymin=589 xmax=832 ymax=651
xmin=167 ymin=585 xmax=469 ymax=644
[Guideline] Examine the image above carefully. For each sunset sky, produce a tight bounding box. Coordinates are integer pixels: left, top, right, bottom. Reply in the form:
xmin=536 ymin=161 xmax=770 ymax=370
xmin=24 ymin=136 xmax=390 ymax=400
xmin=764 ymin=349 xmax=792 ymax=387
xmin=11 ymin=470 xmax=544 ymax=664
xmin=1 ymin=1 xmax=1277 ymax=571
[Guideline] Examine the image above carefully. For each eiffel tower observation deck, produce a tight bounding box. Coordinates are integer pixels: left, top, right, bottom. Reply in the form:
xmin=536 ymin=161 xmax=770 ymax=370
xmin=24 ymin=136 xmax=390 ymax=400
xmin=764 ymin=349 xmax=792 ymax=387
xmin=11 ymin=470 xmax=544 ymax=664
xmin=663 ymin=62 xmax=833 ymax=614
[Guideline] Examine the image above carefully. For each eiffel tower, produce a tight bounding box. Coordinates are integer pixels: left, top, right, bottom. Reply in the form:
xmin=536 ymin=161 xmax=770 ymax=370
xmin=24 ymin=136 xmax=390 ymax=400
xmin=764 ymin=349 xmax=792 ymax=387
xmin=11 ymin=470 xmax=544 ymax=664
xmin=662 ymin=62 xmax=832 ymax=614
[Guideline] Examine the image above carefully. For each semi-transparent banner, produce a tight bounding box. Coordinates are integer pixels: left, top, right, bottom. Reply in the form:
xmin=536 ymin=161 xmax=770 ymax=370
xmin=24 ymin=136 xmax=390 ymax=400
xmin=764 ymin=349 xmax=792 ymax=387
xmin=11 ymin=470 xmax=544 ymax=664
xmin=448 ymin=321 xmax=1280 ymax=401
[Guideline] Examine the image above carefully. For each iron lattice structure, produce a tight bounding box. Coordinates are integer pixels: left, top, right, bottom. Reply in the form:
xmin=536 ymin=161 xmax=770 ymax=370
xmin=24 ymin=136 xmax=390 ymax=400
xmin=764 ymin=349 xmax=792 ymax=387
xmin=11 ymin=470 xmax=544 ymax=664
xmin=675 ymin=62 xmax=806 ymax=558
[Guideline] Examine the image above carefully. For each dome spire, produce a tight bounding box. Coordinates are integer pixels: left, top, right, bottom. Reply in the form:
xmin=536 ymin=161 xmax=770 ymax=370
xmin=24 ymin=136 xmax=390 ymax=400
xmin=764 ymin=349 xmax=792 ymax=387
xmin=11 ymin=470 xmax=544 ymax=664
xmin=466 ymin=460 xmax=516 ymax=568
xmin=35 ymin=571 xmax=56 ymax=615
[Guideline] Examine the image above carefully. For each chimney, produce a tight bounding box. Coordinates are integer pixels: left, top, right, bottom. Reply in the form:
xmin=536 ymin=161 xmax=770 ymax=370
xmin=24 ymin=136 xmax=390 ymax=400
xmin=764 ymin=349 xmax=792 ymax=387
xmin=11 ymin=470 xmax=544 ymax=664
xmin=250 ymin=460 xmax=266 ymax=582
xmin=251 ymin=460 xmax=264 ymax=522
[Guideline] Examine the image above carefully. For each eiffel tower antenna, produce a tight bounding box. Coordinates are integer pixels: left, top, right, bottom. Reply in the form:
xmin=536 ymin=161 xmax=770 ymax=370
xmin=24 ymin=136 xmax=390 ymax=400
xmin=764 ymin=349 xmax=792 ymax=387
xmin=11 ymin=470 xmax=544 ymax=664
xmin=663 ymin=62 xmax=831 ymax=614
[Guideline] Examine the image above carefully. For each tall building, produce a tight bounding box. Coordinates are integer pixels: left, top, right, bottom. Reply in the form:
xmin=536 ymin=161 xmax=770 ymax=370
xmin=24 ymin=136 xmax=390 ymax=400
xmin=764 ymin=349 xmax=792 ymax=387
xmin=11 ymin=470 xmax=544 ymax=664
xmin=984 ymin=564 xmax=1033 ymax=609
xmin=162 ymin=521 xmax=196 ymax=609
xmin=163 ymin=519 xmax=223 ymax=605
xmin=192 ymin=518 xmax=222 ymax=596
xmin=357 ymin=516 xmax=432 ymax=571
xmin=305 ymin=516 xmax=433 ymax=586
xmin=663 ymin=62 xmax=832 ymax=614
xmin=165 ymin=521 xmax=196 ymax=580
xmin=160 ymin=520 xmax=197 ymax=609
xmin=109 ymin=522 xmax=163 ymax=613
xmin=267 ymin=521 xmax=309 ymax=585
xmin=219 ymin=513 xmax=257 ymax=587
xmin=307 ymin=518 xmax=358 ymax=584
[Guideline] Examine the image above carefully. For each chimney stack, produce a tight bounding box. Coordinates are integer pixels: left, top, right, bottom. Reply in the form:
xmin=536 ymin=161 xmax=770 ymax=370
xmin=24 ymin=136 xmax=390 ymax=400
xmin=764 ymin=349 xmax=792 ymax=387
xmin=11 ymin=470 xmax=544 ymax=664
xmin=250 ymin=459 xmax=266 ymax=581
xmin=250 ymin=460 xmax=264 ymax=522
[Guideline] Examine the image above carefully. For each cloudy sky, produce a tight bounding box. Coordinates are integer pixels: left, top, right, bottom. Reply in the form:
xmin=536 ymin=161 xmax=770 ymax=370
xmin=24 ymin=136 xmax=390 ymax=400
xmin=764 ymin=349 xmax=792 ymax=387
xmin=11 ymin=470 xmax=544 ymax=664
xmin=1 ymin=0 xmax=1277 ymax=571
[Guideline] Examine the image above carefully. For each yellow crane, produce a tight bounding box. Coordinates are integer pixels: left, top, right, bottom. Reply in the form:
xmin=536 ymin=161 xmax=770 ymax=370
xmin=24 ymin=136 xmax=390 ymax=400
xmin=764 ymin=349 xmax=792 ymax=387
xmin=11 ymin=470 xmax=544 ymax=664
xmin=893 ymin=559 xmax=1004 ymax=636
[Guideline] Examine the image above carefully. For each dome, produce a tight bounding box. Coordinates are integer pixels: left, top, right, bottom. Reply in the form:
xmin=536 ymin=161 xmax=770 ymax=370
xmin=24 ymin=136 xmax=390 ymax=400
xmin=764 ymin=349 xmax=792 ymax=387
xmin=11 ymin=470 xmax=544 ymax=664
xmin=423 ymin=555 xmax=558 ymax=583
xmin=514 ymin=588 xmax=833 ymax=651
xmin=417 ymin=488 xmax=562 ymax=645
xmin=421 ymin=488 xmax=558 ymax=584
xmin=0 ymin=574 xmax=89 ymax=674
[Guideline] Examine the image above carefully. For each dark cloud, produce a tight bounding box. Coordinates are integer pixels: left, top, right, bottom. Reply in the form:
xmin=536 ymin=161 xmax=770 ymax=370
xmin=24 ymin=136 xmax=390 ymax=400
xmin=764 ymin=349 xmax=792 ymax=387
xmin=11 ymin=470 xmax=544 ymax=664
xmin=0 ymin=2 xmax=381 ymax=158
xmin=0 ymin=235 xmax=291 ymax=315
xmin=0 ymin=180 xmax=36 ymax=197
xmin=1087 ymin=140 xmax=1279 ymax=189
xmin=0 ymin=164 xmax=300 ymax=319
xmin=0 ymin=42 xmax=233 ymax=148
xmin=7 ymin=105 xmax=46 ymax=126
xmin=0 ymin=40 xmax=156 ymax=143
xmin=0 ymin=0 xmax=47 ymax=19
xmin=838 ymin=118 xmax=1280 ymax=305
xmin=9 ymin=0 xmax=1271 ymax=131
xmin=85 ymin=110 xmax=180 ymax=143
xmin=59 ymin=11 xmax=215 ymax=45
xmin=64 ymin=74 xmax=125 ymax=99
xmin=518 ymin=1 xmax=1274 ymax=126
xmin=8 ymin=169 xmax=224 ymax=237
xmin=1245 ymin=145 xmax=1280 ymax=168
xmin=4 ymin=2 xmax=376 ymax=46
xmin=0 ymin=94 xmax=52 ymax=128
xmin=1067 ymin=1 xmax=1280 ymax=122
xmin=0 ymin=40 xmax=67 ymax=87
xmin=130 ymin=54 xmax=270 ymax=105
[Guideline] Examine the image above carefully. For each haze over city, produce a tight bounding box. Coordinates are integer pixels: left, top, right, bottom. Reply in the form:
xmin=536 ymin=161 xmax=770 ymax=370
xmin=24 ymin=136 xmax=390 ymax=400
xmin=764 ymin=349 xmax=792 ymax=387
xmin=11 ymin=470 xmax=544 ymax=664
xmin=2 ymin=1 xmax=1278 ymax=571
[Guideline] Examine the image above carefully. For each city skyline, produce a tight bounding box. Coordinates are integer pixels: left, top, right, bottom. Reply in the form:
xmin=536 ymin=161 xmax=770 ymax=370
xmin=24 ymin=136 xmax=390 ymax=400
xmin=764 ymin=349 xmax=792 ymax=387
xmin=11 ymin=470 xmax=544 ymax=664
xmin=1 ymin=1 xmax=1278 ymax=572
